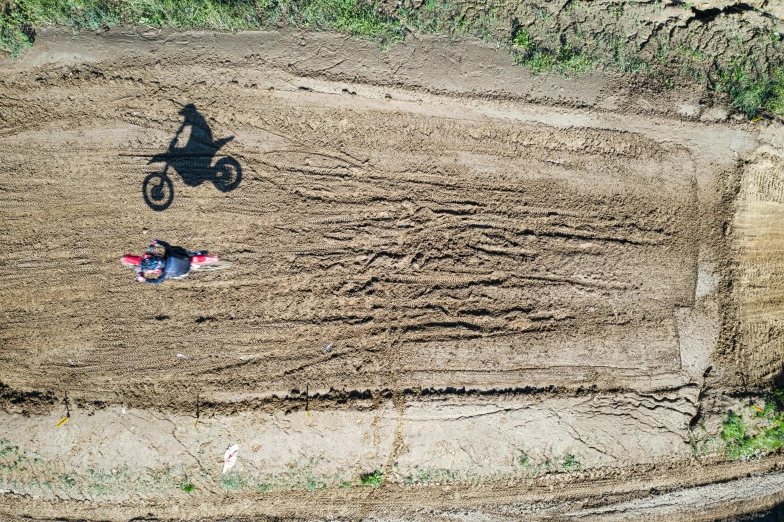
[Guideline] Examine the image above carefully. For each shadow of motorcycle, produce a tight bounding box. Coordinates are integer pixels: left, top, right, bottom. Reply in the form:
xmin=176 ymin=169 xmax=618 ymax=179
xmin=142 ymin=136 xmax=242 ymax=211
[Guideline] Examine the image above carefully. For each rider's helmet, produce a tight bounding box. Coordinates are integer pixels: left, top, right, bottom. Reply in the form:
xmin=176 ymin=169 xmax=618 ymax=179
xmin=140 ymin=253 xmax=165 ymax=279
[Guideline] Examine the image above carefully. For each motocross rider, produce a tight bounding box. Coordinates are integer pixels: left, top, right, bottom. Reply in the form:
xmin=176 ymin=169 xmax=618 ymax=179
xmin=137 ymin=240 xmax=194 ymax=285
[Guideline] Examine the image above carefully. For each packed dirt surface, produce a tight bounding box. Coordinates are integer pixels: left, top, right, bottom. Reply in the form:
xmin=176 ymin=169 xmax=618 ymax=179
xmin=1 ymin=25 xmax=784 ymax=522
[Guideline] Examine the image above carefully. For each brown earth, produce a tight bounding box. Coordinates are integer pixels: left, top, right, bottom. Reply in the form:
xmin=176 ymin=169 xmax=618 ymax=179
xmin=0 ymin=25 xmax=783 ymax=522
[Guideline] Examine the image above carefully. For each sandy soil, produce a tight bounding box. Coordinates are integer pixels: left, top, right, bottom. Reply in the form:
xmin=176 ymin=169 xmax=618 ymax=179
xmin=0 ymin=26 xmax=783 ymax=521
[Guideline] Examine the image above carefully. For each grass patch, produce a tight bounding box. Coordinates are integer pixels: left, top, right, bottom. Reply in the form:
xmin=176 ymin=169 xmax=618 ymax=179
xmin=517 ymin=451 xmax=531 ymax=468
xmin=511 ymin=27 xmax=595 ymax=77
xmin=0 ymin=3 xmax=34 ymax=58
xmin=404 ymin=467 xmax=458 ymax=484
xmin=0 ymin=439 xmax=19 ymax=459
xmin=85 ymin=468 xmax=120 ymax=496
xmin=179 ymin=480 xmax=195 ymax=493
xmin=515 ymin=451 xmax=582 ymax=476
xmin=303 ymin=476 xmax=326 ymax=491
xmin=720 ymin=390 xmax=784 ymax=460
xmin=562 ymin=454 xmax=581 ymax=471
xmin=220 ymin=472 xmax=249 ymax=490
xmin=714 ymin=61 xmax=784 ymax=117
xmin=0 ymin=440 xmax=24 ymax=472
xmin=287 ymin=0 xmax=403 ymax=43
xmin=3 ymin=0 xmax=784 ymax=116
xmin=56 ymin=473 xmax=77 ymax=488
xmin=286 ymin=457 xmax=327 ymax=491
xmin=359 ymin=470 xmax=383 ymax=487
xmin=0 ymin=0 xmax=403 ymax=57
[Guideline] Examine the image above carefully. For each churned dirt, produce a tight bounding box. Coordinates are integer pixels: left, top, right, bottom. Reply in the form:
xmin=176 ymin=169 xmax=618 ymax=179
xmin=0 ymin=22 xmax=783 ymax=522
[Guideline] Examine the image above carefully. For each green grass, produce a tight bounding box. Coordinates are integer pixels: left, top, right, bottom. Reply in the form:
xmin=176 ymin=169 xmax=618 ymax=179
xmin=3 ymin=0 xmax=784 ymax=117
xmin=0 ymin=440 xmax=23 ymax=472
xmin=517 ymin=451 xmax=531 ymax=468
xmin=404 ymin=467 xmax=457 ymax=484
xmin=359 ymin=470 xmax=383 ymax=487
xmin=303 ymin=476 xmax=326 ymax=491
xmin=256 ymin=483 xmax=273 ymax=493
xmin=511 ymin=28 xmax=595 ymax=77
xmin=0 ymin=0 xmax=403 ymax=57
xmin=286 ymin=458 xmax=327 ymax=491
xmin=86 ymin=468 xmax=117 ymax=496
xmin=512 ymin=29 xmax=534 ymax=51
xmin=515 ymin=451 xmax=581 ymax=476
xmin=398 ymin=0 xmax=463 ymax=36
xmin=220 ymin=472 xmax=248 ymax=490
xmin=562 ymin=454 xmax=581 ymax=471
xmin=56 ymin=474 xmax=77 ymax=488
xmin=289 ymin=0 xmax=403 ymax=43
xmin=715 ymin=62 xmax=784 ymax=117
xmin=179 ymin=480 xmax=195 ymax=493
xmin=721 ymin=390 xmax=784 ymax=460
xmin=0 ymin=3 xmax=33 ymax=58
xmin=0 ymin=439 xmax=18 ymax=459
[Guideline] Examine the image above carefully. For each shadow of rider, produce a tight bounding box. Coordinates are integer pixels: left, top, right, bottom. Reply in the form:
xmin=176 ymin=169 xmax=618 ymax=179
xmin=169 ymin=103 xmax=234 ymax=187
xmin=140 ymin=103 xmax=242 ymax=211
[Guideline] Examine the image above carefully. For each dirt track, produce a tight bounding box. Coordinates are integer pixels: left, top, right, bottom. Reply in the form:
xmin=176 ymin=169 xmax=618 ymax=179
xmin=0 ymin=30 xmax=728 ymax=398
xmin=1 ymin=27 xmax=783 ymax=521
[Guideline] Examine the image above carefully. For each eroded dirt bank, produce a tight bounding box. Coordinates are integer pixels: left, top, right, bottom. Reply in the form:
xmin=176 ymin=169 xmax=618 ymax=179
xmin=1 ymin=28 xmax=783 ymax=521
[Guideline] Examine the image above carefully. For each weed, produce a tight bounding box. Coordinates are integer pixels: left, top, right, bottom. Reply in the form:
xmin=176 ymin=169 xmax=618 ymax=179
xmin=294 ymin=0 xmax=404 ymax=43
xmin=562 ymin=454 xmax=581 ymax=471
xmin=287 ymin=457 xmax=327 ymax=491
xmin=3 ymin=0 xmax=784 ymax=118
xmin=610 ymin=40 xmax=650 ymax=74
xmin=221 ymin=472 xmax=248 ymax=490
xmin=715 ymin=61 xmax=784 ymax=116
xmin=405 ymin=467 xmax=457 ymax=484
xmin=521 ymin=51 xmax=556 ymax=74
xmin=85 ymin=467 xmax=130 ymax=496
xmin=0 ymin=440 xmax=18 ymax=459
xmin=720 ymin=390 xmax=784 ymax=460
xmin=339 ymin=480 xmax=352 ymax=489
xmin=531 ymin=6 xmax=552 ymax=21
xmin=0 ymin=0 xmax=404 ymax=57
xmin=0 ymin=3 xmax=34 ymax=58
xmin=305 ymin=476 xmax=326 ymax=491
xmin=511 ymin=29 xmax=534 ymax=50
xmin=511 ymin=32 xmax=595 ymax=77
xmin=360 ymin=470 xmax=383 ymax=487
xmin=56 ymin=474 xmax=77 ymax=488
xmin=256 ymin=483 xmax=274 ymax=493
xmin=179 ymin=480 xmax=195 ymax=493
xmin=517 ymin=451 xmax=531 ymax=468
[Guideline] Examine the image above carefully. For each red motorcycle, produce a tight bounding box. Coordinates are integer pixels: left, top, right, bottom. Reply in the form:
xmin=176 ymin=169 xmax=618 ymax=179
xmin=121 ymin=252 xmax=231 ymax=278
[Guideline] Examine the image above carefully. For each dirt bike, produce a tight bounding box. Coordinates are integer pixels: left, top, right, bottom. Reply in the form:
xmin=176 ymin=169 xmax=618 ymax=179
xmin=120 ymin=252 xmax=231 ymax=274
xmin=142 ymin=136 xmax=242 ymax=211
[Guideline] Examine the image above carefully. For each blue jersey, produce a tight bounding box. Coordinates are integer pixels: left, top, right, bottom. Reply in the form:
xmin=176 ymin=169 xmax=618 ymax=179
xmin=141 ymin=240 xmax=191 ymax=285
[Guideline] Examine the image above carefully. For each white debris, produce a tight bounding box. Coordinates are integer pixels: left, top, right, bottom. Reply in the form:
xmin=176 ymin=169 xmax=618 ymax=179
xmin=176 ymin=354 xmax=190 ymax=360
xmin=223 ymin=444 xmax=239 ymax=473
xmin=323 ymin=343 xmax=333 ymax=354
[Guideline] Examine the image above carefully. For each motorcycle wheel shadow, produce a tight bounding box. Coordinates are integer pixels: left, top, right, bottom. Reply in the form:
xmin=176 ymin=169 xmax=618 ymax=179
xmin=142 ymin=157 xmax=242 ymax=212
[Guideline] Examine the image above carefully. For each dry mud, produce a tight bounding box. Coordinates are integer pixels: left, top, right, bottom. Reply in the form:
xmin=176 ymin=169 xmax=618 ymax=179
xmin=0 ymin=27 xmax=783 ymax=521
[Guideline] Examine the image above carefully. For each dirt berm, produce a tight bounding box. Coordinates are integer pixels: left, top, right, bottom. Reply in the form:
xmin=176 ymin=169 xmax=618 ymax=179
xmin=1 ymin=25 xmax=784 ymax=521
